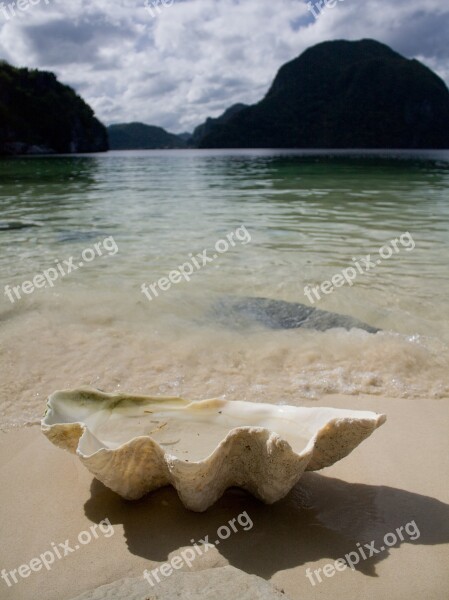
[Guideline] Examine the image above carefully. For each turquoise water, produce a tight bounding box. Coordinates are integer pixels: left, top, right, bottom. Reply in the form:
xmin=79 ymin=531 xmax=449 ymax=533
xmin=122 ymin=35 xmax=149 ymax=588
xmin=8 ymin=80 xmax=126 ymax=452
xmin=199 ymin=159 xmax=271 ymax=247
xmin=1 ymin=150 xmax=449 ymax=427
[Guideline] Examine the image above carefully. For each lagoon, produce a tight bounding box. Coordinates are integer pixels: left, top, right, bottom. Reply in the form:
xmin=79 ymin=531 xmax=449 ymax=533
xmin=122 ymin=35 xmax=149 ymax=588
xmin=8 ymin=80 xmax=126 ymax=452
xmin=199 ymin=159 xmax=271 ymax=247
xmin=1 ymin=149 xmax=448 ymax=428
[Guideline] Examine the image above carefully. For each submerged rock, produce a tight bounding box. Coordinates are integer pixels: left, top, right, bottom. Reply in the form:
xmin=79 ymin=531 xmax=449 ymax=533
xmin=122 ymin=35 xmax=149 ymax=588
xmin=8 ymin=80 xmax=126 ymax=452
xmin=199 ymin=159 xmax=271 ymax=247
xmin=215 ymin=297 xmax=380 ymax=333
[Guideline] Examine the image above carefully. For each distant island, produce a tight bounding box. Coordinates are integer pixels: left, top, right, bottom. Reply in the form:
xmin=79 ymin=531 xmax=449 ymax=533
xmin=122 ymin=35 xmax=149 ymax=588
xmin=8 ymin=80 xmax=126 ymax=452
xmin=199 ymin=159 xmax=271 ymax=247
xmin=105 ymin=104 xmax=251 ymax=150
xmin=107 ymin=122 xmax=187 ymax=150
xmin=0 ymin=61 xmax=108 ymax=155
xmin=2 ymin=39 xmax=449 ymax=154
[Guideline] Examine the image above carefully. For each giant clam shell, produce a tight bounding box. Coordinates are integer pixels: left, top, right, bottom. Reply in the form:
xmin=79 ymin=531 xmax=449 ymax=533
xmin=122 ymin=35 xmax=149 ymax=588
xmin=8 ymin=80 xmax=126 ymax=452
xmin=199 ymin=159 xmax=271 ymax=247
xmin=41 ymin=389 xmax=386 ymax=512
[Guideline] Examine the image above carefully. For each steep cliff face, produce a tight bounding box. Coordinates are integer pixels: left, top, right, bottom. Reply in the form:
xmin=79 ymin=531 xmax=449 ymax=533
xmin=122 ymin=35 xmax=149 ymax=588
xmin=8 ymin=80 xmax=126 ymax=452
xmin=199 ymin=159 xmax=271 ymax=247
xmin=0 ymin=62 xmax=108 ymax=155
xmin=198 ymin=40 xmax=449 ymax=149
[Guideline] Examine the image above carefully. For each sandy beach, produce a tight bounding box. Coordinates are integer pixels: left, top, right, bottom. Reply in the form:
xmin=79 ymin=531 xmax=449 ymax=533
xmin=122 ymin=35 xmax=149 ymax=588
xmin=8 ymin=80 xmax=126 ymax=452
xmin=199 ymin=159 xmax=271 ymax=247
xmin=1 ymin=394 xmax=448 ymax=600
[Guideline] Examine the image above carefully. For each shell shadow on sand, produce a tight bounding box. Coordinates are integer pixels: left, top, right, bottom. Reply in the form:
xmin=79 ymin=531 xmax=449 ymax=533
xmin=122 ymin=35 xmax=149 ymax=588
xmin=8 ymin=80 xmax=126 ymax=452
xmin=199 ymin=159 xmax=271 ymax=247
xmin=84 ymin=474 xmax=449 ymax=580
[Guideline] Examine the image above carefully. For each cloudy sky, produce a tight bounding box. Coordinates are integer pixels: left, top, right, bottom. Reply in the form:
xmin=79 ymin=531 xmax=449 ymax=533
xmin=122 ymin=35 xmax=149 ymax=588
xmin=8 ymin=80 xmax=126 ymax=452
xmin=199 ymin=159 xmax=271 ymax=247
xmin=0 ymin=0 xmax=448 ymax=133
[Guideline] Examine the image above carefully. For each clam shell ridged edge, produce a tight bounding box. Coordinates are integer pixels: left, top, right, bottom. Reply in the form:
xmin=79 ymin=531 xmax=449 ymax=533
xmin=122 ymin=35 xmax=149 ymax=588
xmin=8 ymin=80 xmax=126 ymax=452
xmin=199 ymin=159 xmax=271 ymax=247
xmin=41 ymin=389 xmax=386 ymax=512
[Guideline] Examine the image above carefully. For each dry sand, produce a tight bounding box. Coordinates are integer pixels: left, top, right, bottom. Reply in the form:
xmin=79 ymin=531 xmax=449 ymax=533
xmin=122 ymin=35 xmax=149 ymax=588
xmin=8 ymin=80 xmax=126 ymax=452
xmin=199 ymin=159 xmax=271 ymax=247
xmin=0 ymin=394 xmax=448 ymax=600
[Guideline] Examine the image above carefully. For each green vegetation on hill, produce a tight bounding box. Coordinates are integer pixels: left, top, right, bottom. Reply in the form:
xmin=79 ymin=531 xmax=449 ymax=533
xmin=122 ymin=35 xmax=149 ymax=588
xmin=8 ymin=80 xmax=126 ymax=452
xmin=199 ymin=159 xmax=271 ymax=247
xmin=197 ymin=39 xmax=449 ymax=149
xmin=0 ymin=61 xmax=108 ymax=155
xmin=107 ymin=123 xmax=187 ymax=149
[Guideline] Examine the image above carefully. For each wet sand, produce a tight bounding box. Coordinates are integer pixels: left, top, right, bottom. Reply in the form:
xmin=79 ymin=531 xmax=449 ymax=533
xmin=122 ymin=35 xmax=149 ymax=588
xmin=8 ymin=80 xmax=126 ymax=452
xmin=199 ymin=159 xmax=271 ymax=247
xmin=0 ymin=394 xmax=448 ymax=600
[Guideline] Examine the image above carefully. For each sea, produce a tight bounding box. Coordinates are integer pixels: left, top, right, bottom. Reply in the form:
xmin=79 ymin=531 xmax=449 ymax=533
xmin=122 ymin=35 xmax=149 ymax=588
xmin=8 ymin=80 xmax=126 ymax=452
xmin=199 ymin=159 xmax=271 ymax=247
xmin=1 ymin=149 xmax=448 ymax=429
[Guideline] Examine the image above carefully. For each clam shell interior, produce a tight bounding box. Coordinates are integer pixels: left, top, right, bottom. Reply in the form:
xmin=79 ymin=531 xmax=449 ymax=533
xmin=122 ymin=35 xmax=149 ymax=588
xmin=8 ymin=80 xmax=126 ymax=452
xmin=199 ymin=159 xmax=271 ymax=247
xmin=44 ymin=391 xmax=384 ymax=462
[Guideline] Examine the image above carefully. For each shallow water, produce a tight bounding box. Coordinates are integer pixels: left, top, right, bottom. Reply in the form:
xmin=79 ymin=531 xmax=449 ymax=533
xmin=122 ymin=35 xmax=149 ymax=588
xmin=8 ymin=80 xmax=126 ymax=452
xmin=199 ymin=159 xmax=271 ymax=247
xmin=1 ymin=149 xmax=449 ymax=429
